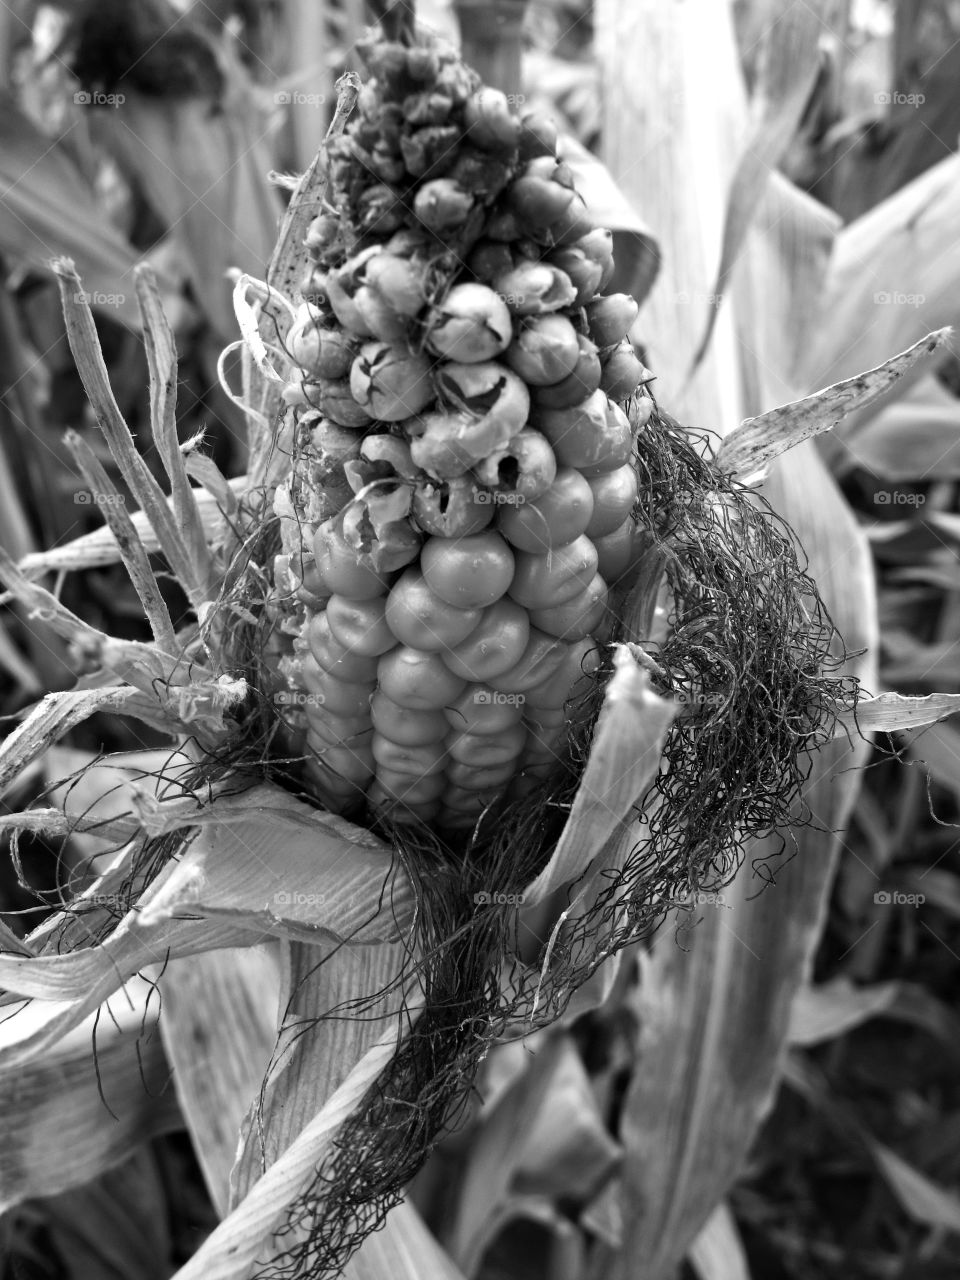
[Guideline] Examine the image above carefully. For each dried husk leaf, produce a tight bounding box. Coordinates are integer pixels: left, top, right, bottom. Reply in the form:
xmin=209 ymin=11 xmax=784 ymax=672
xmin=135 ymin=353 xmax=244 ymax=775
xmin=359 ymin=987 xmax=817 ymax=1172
xmin=160 ymin=947 xmax=281 ymax=1216
xmin=230 ymin=941 xmax=409 ymax=1205
xmin=0 ymin=976 xmax=180 ymax=1212
xmin=168 ymin=1011 xmax=422 ymax=1280
xmin=719 ymin=329 xmax=951 ymax=483
xmin=17 ymin=481 xmax=239 ymax=579
xmin=137 ymin=786 xmax=414 ymax=945
xmin=522 ymin=652 xmax=675 ymax=906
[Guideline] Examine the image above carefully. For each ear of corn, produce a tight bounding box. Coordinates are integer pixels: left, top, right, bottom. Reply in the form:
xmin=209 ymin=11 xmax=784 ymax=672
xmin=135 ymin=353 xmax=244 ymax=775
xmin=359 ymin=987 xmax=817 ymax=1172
xmin=270 ymin=31 xmax=648 ymax=831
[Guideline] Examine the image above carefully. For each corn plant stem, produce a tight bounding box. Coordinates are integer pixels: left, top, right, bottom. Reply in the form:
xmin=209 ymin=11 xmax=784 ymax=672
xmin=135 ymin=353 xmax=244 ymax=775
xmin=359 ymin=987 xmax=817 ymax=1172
xmin=453 ymin=0 xmax=528 ymax=96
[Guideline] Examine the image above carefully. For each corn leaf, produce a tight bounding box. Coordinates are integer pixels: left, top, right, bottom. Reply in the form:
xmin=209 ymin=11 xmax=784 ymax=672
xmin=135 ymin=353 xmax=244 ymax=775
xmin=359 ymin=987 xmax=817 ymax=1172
xmin=160 ymin=947 xmax=281 ymax=1216
xmin=64 ymin=429 xmax=178 ymax=653
xmin=522 ymin=652 xmax=675 ymax=906
xmin=718 ymin=330 xmax=951 ymax=484
xmin=0 ymin=976 xmax=180 ymax=1212
xmin=0 ymin=99 xmax=144 ymax=328
xmin=138 ymin=786 xmax=414 ymax=946
xmin=40 ymin=1149 xmax=174 ymax=1280
xmin=87 ymin=81 xmax=281 ymax=341
xmin=343 ymin=1198 xmax=467 ymax=1280
xmin=55 ymin=261 xmax=210 ymax=609
xmin=442 ymin=1033 xmax=568 ymax=1274
xmin=169 ymin=1009 xmax=422 ymax=1280
xmin=843 ymin=691 xmax=960 ymax=733
xmin=687 ymin=1203 xmax=751 ymax=1280
xmin=693 ymin=0 xmax=828 ymax=370
xmin=559 ymin=134 xmax=659 ymax=304
xmin=231 ymin=940 xmax=409 ymax=1205
xmin=789 ymin=978 xmax=903 ymax=1047
xmin=804 ymin=153 xmax=960 ymax=446
xmin=135 ymin=266 xmax=216 ymax=593
xmin=595 ymin=3 xmax=880 ymax=1275
xmin=835 ymin=372 xmax=960 ymax=480
xmin=18 ymin=480 xmax=240 ymax=579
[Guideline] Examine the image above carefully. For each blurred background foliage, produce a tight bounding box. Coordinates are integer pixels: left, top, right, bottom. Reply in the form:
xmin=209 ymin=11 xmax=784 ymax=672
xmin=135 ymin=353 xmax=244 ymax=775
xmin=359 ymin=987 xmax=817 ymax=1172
xmin=2 ymin=1 xmax=960 ymax=1278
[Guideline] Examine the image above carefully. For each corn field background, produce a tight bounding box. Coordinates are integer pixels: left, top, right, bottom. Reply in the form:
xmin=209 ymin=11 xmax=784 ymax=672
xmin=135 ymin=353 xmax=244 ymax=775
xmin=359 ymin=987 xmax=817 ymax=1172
xmin=2 ymin=0 xmax=960 ymax=1278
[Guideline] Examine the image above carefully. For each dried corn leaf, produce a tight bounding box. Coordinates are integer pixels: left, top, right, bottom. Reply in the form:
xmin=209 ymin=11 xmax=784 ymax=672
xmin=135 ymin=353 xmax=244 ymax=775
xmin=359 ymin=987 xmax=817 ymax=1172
xmin=136 ymin=266 xmax=216 ymax=592
xmin=559 ymin=134 xmax=659 ymax=304
xmin=55 ymin=263 xmax=208 ymax=607
xmin=836 ymin=372 xmax=960 ymax=480
xmin=789 ymin=978 xmax=903 ymax=1047
xmin=138 ymin=786 xmax=413 ymax=945
xmin=718 ymin=330 xmax=950 ymax=483
xmin=169 ymin=1010 xmax=422 ymax=1280
xmin=231 ymin=941 xmax=408 ymax=1204
xmin=0 ymin=101 xmax=144 ymax=328
xmin=522 ymin=652 xmax=675 ymax=906
xmin=88 ymin=81 xmax=281 ymax=340
xmin=804 ymin=153 xmax=960 ymax=432
xmin=0 ymin=687 xmax=143 ymax=794
xmin=442 ymin=1034 xmax=567 ymax=1274
xmin=0 ymin=976 xmax=179 ymax=1213
xmin=872 ymin=1144 xmax=960 ymax=1234
xmin=343 ymin=1198 xmax=467 ymax=1280
xmin=687 ymin=1203 xmax=751 ymax=1280
xmin=843 ymin=691 xmax=960 ymax=733
xmin=17 ymin=481 xmax=239 ymax=578
xmin=693 ymin=0 xmax=828 ymax=370
xmin=595 ymin=3 xmax=880 ymax=1274
xmin=65 ymin=429 xmax=178 ymax=653
xmin=160 ymin=947 xmax=280 ymax=1216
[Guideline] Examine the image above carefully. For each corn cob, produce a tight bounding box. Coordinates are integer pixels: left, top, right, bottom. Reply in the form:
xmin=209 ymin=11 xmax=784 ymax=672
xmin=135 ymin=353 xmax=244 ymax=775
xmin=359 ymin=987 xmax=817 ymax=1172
xmin=272 ymin=29 xmax=647 ymax=831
